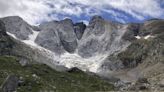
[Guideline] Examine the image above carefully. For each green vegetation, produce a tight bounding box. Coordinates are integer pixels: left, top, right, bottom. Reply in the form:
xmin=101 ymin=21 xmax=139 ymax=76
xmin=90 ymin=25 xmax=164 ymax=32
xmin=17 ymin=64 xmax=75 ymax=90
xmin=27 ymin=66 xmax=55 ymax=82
xmin=0 ymin=56 xmax=114 ymax=92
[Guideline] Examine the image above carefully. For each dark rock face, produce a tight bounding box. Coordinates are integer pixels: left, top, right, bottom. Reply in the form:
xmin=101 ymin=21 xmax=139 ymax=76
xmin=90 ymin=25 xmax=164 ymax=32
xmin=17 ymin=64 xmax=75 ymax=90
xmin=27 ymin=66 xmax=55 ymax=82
xmin=139 ymin=19 xmax=164 ymax=36
xmin=67 ymin=67 xmax=83 ymax=73
xmin=1 ymin=75 xmax=19 ymax=92
xmin=0 ymin=20 xmax=7 ymax=36
xmin=0 ymin=20 xmax=14 ymax=55
xmin=122 ymin=23 xmax=141 ymax=41
xmin=74 ymin=22 xmax=86 ymax=40
xmin=1 ymin=16 xmax=33 ymax=40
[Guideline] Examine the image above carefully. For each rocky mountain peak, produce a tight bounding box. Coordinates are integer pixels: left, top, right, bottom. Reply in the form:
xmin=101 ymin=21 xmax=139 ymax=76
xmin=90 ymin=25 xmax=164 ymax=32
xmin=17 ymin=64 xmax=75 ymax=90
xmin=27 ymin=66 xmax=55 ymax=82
xmin=74 ymin=22 xmax=86 ymax=40
xmin=61 ymin=18 xmax=73 ymax=24
xmin=1 ymin=16 xmax=34 ymax=40
xmin=90 ymin=15 xmax=104 ymax=22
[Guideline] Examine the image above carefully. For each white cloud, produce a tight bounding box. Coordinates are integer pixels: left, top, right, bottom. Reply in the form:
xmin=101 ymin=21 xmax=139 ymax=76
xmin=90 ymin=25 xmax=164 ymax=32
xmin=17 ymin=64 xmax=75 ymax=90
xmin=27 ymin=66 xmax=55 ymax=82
xmin=0 ymin=0 xmax=163 ymax=25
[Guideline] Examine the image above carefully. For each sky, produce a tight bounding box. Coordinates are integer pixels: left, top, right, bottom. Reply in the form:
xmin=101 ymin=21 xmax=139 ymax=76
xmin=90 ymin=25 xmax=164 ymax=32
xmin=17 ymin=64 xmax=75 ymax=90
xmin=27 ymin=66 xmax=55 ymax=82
xmin=0 ymin=0 xmax=164 ymax=25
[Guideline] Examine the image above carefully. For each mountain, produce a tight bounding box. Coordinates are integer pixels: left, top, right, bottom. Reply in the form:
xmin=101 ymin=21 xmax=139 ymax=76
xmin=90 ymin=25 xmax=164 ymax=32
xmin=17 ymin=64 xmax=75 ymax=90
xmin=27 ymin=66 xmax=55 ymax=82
xmin=0 ymin=18 xmax=114 ymax=92
xmin=0 ymin=16 xmax=164 ymax=91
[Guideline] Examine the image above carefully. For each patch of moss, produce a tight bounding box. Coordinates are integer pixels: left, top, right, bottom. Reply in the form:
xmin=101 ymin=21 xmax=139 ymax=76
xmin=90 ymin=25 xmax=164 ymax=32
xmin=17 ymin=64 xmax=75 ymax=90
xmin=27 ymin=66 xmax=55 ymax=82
xmin=0 ymin=56 xmax=114 ymax=92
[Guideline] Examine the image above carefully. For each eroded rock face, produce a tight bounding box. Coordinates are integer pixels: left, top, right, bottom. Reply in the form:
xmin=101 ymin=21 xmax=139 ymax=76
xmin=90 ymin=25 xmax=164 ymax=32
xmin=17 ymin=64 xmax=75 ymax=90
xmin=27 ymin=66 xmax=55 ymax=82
xmin=35 ymin=16 xmax=133 ymax=58
xmin=35 ymin=19 xmax=78 ymax=54
xmin=78 ymin=16 xmax=130 ymax=58
xmin=1 ymin=16 xmax=34 ymax=40
xmin=35 ymin=21 xmax=65 ymax=54
xmin=122 ymin=23 xmax=141 ymax=41
xmin=0 ymin=20 xmax=7 ymax=36
xmin=58 ymin=19 xmax=77 ymax=53
xmin=74 ymin=22 xmax=86 ymax=40
xmin=0 ymin=20 xmax=14 ymax=56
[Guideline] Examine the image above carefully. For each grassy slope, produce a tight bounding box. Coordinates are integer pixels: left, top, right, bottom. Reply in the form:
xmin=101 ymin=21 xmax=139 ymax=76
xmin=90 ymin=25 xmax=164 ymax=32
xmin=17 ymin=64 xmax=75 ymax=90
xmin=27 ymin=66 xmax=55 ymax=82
xmin=0 ymin=56 xmax=114 ymax=92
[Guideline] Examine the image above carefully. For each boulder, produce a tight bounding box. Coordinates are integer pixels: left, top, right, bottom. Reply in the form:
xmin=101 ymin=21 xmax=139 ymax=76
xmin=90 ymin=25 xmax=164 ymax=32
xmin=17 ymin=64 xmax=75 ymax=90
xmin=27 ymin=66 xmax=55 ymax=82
xmin=1 ymin=75 xmax=19 ymax=92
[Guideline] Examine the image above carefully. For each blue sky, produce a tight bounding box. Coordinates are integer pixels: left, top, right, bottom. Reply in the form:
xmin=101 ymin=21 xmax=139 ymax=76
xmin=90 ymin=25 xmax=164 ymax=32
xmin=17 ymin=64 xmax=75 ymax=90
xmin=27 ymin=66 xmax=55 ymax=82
xmin=0 ymin=0 xmax=164 ymax=25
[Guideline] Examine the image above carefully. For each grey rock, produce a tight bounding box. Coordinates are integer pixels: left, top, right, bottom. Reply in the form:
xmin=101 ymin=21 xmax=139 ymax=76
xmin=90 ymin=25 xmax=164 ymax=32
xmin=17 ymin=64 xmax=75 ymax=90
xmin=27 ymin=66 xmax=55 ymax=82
xmin=35 ymin=21 xmax=65 ymax=54
xmin=1 ymin=75 xmax=19 ymax=92
xmin=78 ymin=15 xmax=130 ymax=58
xmin=1 ymin=16 xmax=33 ymax=40
xmin=74 ymin=22 xmax=86 ymax=40
xmin=78 ymin=39 xmax=101 ymax=58
xmin=100 ymin=58 xmax=124 ymax=71
xmin=89 ymin=15 xmax=106 ymax=36
xmin=19 ymin=58 xmax=29 ymax=66
xmin=58 ymin=19 xmax=77 ymax=53
xmin=0 ymin=20 xmax=7 ymax=36
xmin=0 ymin=20 xmax=14 ymax=56
xmin=137 ymin=78 xmax=149 ymax=84
xmin=35 ymin=19 xmax=77 ymax=54
xmin=122 ymin=23 xmax=141 ymax=41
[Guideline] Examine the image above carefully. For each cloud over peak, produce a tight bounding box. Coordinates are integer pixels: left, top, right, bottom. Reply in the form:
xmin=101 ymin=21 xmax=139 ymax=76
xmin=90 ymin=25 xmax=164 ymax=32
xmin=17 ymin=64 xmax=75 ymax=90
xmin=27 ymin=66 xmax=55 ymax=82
xmin=0 ymin=0 xmax=163 ymax=25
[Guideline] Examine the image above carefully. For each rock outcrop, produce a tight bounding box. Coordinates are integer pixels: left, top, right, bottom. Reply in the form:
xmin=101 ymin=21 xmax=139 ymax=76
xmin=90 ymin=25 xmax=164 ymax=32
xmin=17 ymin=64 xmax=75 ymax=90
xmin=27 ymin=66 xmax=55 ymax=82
xmin=74 ymin=22 xmax=86 ymax=40
xmin=1 ymin=75 xmax=19 ymax=92
xmin=35 ymin=19 xmax=78 ymax=54
xmin=1 ymin=16 xmax=35 ymax=40
xmin=78 ymin=16 xmax=130 ymax=58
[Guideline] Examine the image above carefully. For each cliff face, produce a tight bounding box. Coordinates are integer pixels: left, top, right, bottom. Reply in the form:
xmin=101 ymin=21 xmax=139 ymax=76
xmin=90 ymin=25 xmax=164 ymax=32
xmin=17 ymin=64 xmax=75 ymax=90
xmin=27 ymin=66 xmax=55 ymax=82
xmin=0 ymin=18 xmax=68 ymax=72
xmin=0 ymin=16 xmax=164 ymax=91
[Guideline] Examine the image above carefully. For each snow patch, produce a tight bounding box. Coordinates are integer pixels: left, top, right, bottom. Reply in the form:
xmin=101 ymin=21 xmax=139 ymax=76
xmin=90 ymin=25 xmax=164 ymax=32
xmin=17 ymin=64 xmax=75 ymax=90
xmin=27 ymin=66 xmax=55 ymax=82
xmin=22 ymin=30 xmax=39 ymax=46
xmin=6 ymin=32 xmax=18 ymax=39
xmin=135 ymin=35 xmax=154 ymax=40
xmin=135 ymin=36 xmax=141 ymax=39
xmin=144 ymin=35 xmax=154 ymax=39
